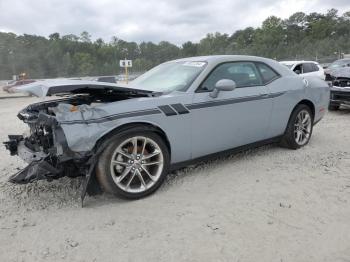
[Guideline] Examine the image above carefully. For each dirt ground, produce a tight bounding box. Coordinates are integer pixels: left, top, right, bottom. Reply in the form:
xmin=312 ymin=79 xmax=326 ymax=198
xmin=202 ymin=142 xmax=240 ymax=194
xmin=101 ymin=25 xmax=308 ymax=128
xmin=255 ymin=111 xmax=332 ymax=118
xmin=0 ymin=96 xmax=349 ymax=262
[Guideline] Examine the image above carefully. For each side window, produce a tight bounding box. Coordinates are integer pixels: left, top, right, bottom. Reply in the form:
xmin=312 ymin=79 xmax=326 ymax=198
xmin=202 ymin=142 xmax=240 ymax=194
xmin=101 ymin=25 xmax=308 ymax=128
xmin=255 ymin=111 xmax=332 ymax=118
xmin=312 ymin=63 xmax=320 ymax=71
xmin=303 ymin=63 xmax=314 ymax=73
xmin=256 ymin=62 xmax=280 ymax=84
xmin=294 ymin=64 xmax=303 ymax=74
xmin=199 ymin=62 xmax=262 ymax=92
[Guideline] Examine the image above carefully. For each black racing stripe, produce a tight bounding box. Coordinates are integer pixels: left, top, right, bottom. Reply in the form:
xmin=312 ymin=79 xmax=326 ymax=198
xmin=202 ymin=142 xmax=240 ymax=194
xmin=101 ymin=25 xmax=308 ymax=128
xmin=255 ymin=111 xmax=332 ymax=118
xmin=186 ymin=91 xmax=286 ymax=110
xmin=60 ymin=108 xmax=161 ymax=125
xmin=268 ymin=91 xmax=286 ymax=98
xmin=186 ymin=94 xmax=261 ymax=110
xmin=170 ymin=103 xmax=190 ymax=114
xmin=158 ymin=105 xmax=177 ymax=116
xmin=60 ymin=91 xmax=286 ymax=124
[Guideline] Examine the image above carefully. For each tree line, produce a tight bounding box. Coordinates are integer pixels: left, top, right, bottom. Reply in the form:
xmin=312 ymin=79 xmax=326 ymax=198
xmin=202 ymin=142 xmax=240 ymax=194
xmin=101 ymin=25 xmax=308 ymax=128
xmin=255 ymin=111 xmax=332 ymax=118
xmin=0 ymin=9 xmax=349 ymax=80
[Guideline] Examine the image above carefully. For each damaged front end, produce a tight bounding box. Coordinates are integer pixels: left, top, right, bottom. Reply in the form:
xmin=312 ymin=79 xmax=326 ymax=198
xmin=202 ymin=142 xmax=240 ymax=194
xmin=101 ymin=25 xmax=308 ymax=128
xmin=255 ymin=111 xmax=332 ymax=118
xmin=4 ymin=96 xmax=93 ymax=184
xmin=4 ymin=79 xmax=158 ymax=204
xmin=326 ymin=68 xmax=350 ymax=107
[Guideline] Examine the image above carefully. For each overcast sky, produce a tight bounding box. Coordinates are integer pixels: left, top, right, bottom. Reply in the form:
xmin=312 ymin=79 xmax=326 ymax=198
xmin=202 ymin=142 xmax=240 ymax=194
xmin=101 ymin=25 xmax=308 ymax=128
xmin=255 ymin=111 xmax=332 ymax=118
xmin=0 ymin=0 xmax=349 ymax=44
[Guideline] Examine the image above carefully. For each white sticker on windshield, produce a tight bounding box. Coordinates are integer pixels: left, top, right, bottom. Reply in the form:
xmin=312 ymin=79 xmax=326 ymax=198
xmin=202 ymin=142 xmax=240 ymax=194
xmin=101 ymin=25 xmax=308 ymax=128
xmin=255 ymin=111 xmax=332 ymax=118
xmin=182 ymin=62 xmax=206 ymax=67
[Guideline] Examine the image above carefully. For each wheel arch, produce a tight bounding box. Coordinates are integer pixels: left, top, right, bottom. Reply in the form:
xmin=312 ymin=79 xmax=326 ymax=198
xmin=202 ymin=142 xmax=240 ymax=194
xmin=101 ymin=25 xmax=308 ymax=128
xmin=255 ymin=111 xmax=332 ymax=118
xmin=283 ymin=99 xmax=315 ymax=135
xmin=295 ymin=99 xmax=315 ymax=119
xmin=94 ymin=121 xmax=172 ymax=156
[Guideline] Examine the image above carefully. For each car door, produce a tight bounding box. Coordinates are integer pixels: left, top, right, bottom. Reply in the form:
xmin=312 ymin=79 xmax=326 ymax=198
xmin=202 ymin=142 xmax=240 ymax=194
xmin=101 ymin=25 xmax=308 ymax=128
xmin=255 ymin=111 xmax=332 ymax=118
xmin=255 ymin=62 xmax=296 ymax=137
xmin=190 ymin=61 xmax=273 ymax=159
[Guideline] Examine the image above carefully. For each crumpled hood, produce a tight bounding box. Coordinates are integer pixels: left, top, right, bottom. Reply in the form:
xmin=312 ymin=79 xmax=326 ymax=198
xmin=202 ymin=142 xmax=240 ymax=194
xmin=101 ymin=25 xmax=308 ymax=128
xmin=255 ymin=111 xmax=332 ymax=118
xmin=52 ymin=103 xmax=111 ymax=123
xmin=11 ymin=79 xmax=153 ymax=97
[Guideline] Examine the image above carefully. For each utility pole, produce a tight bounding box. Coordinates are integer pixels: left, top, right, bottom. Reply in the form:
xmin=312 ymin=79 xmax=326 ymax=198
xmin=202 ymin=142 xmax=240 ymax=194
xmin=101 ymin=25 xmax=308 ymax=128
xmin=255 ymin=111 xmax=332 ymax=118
xmin=119 ymin=59 xmax=132 ymax=84
xmin=124 ymin=57 xmax=128 ymax=84
xmin=9 ymin=50 xmax=16 ymax=76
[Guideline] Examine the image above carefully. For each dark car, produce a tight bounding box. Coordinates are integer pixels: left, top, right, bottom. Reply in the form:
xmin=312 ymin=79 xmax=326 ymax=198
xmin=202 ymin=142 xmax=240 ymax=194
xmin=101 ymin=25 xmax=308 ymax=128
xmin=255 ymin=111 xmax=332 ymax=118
xmin=96 ymin=76 xmax=116 ymax=83
xmin=325 ymin=59 xmax=350 ymax=110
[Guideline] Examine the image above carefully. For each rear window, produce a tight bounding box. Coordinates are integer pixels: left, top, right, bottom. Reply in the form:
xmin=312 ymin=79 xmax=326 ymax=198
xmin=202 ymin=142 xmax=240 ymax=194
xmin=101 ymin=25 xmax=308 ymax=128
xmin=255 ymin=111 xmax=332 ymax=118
xmin=256 ymin=63 xmax=280 ymax=84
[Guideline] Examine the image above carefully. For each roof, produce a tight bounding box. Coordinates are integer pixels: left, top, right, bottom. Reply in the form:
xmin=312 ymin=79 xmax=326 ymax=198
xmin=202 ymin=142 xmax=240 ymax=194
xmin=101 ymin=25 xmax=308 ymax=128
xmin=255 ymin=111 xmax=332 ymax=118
xmin=172 ymin=55 xmax=277 ymax=64
xmin=169 ymin=55 xmax=294 ymax=77
xmin=280 ymin=60 xmax=319 ymax=65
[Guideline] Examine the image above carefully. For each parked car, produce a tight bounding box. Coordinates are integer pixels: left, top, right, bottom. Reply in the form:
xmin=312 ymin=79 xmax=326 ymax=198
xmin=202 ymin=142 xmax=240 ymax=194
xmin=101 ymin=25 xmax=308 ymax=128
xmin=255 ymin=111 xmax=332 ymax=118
xmin=2 ymin=79 xmax=36 ymax=93
xmin=280 ymin=61 xmax=325 ymax=80
xmin=94 ymin=76 xmax=117 ymax=83
xmin=4 ymin=55 xmax=329 ymax=200
xmin=116 ymin=74 xmax=139 ymax=83
xmin=326 ymin=58 xmax=350 ymax=72
xmin=324 ymin=59 xmax=350 ymax=110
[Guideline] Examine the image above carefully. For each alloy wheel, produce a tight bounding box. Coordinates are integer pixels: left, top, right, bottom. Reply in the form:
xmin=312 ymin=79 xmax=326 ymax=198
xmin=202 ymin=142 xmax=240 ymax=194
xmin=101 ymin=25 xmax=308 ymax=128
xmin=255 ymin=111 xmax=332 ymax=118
xmin=109 ymin=136 xmax=164 ymax=193
xmin=294 ymin=109 xmax=312 ymax=145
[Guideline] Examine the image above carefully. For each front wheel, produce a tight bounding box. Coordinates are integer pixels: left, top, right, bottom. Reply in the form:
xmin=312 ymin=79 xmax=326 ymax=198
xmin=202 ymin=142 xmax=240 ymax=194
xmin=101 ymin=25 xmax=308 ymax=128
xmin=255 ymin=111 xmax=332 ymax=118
xmin=280 ymin=104 xmax=313 ymax=149
xmin=96 ymin=129 xmax=170 ymax=199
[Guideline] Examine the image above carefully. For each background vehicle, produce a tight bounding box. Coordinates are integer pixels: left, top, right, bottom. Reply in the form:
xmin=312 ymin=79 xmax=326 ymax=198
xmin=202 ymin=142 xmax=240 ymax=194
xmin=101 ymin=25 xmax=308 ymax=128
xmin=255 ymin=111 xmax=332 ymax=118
xmin=5 ymin=55 xmax=329 ymax=200
xmin=325 ymin=59 xmax=350 ymax=110
xmin=280 ymin=61 xmax=325 ymax=80
xmin=95 ymin=76 xmax=116 ymax=83
xmin=2 ymin=79 xmax=36 ymax=93
xmin=326 ymin=58 xmax=350 ymax=71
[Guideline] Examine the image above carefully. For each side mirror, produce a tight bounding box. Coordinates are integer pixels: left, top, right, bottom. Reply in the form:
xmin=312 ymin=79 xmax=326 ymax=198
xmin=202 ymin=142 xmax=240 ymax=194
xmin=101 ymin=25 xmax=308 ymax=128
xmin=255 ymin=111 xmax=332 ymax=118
xmin=209 ymin=79 xmax=236 ymax=98
xmin=294 ymin=69 xmax=301 ymax=74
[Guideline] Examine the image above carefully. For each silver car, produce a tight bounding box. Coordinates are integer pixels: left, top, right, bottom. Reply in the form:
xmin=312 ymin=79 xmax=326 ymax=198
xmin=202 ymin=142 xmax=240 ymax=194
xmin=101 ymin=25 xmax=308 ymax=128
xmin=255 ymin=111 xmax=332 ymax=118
xmin=4 ymin=55 xmax=330 ymax=201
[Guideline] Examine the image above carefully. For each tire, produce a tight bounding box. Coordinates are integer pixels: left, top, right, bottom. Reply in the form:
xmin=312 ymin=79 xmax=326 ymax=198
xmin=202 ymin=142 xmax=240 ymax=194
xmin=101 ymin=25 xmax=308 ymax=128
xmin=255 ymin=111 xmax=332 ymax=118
xmin=328 ymin=104 xmax=340 ymax=111
xmin=96 ymin=128 xmax=170 ymax=199
xmin=280 ymin=104 xmax=313 ymax=149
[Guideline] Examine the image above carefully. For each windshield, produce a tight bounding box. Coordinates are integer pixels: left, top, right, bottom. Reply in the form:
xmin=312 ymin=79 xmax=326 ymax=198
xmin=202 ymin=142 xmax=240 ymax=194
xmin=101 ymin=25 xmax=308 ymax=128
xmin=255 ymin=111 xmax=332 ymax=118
xmin=131 ymin=61 xmax=207 ymax=92
xmin=329 ymin=59 xmax=350 ymax=69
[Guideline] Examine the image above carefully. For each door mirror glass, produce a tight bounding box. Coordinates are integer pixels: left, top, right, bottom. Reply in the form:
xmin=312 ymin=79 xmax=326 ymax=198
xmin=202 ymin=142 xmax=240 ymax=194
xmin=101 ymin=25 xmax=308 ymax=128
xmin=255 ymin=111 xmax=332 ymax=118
xmin=210 ymin=79 xmax=236 ymax=98
xmin=294 ymin=69 xmax=301 ymax=74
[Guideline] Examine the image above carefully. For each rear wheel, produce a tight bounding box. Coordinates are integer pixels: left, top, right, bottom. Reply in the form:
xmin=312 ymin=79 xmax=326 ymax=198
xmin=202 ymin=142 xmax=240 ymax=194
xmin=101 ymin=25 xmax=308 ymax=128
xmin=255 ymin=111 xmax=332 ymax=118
xmin=280 ymin=104 xmax=313 ymax=149
xmin=96 ymin=129 xmax=170 ymax=199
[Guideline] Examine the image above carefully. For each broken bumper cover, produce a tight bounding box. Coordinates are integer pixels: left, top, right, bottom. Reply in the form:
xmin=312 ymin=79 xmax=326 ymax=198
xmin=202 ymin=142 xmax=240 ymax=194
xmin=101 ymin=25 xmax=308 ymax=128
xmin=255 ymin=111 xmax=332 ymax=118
xmin=4 ymin=129 xmax=102 ymax=204
xmin=4 ymin=135 xmax=23 ymax=156
xmin=8 ymin=158 xmax=61 ymax=184
xmin=4 ymin=135 xmax=64 ymax=184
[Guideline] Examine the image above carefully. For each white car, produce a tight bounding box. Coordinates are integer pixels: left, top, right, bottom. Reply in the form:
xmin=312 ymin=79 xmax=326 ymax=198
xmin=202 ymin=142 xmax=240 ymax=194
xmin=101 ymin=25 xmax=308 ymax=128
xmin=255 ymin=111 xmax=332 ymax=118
xmin=280 ymin=61 xmax=325 ymax=80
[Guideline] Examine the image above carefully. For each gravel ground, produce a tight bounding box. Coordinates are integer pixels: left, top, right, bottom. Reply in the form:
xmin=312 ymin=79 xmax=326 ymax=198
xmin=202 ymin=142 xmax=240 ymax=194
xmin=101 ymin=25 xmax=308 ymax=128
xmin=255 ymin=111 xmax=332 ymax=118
xmin=0 ymin=97 xmax=349 ymax=262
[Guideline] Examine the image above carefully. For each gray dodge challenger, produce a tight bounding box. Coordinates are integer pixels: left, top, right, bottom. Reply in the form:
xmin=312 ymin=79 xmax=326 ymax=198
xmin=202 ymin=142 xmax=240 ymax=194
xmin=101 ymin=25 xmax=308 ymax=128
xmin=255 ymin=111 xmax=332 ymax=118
xmin=5 ymin=55 xmax=330 ymax=200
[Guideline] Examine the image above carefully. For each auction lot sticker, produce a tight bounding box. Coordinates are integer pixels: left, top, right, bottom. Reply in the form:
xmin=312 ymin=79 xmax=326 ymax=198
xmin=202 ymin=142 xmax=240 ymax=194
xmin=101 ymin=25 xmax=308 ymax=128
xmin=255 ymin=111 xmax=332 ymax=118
xmin=183 ymin=61 xmax=206 ymax=67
